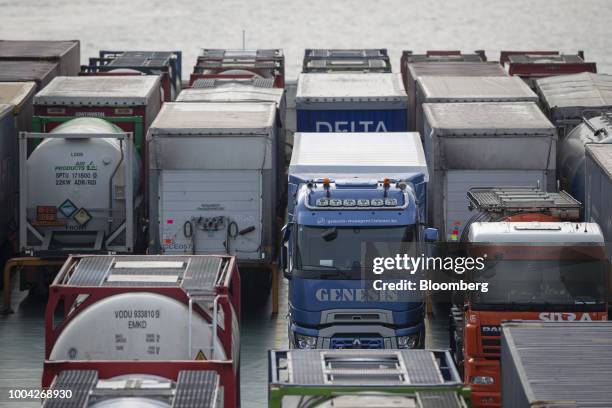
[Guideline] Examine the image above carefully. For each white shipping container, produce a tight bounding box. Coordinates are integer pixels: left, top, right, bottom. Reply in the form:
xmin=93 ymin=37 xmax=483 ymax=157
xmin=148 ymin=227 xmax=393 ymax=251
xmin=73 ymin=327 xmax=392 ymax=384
xmin=147 ymin=102 xmax=278 ymax=264
xmin=422 ymin=102 xmax=556 ymax=240
xmin=415 ymin=76 xmax=537 ymax=135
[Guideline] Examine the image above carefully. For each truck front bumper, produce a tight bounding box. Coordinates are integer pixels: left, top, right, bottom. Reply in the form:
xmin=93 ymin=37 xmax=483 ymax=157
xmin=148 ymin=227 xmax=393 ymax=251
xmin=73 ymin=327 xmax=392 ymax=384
xmin=289 ymin=322 xmax=425 ymax=349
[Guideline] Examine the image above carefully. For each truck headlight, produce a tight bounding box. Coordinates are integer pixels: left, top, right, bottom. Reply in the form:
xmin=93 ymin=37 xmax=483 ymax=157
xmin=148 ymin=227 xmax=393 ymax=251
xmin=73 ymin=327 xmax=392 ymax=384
xmin=397 ymin=334 xmax=419 ymax=349
xmin=295 ymin=333 xmax=318 ymax=349
xmin=471 ymin=376 xmax=494 ymax=385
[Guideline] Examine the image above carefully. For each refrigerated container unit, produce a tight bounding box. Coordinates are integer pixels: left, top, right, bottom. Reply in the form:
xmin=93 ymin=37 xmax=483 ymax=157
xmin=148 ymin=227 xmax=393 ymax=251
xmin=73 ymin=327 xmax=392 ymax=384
xmin=402 ymin=61 xmax=507 ymax=131
xmin=0 ymin=105 xmax=17 ymax=248
xmin=536 ymin=72 xmax=612 ymax=139
xmin=268 ymin=349 xmax=469 ymax=408
xmin=586 ymin=143 xmax=612 ymax=262
xmin=502 ymin=52 xmax=597 ymax=88
xmin=33 ymin=76 xmax=162 ymax=155
xmin=558 ymin=115 xmax=612 ymax=204
xmin=0 ymin=40 xmax=80 ymax=76
xmin=302 ymin=48 xmax=391 ymax=73
xmin=295 ymin=72 xmax=408 ymax=132
xmin=147 ymin=102 xmax=280 ymax=269
xmin=415 ymin=75 xmax=537 ymax=136
xmin=81 ymin=50 xmax=182 ymax=102
xmin=43 ymin=369 xmax=222 ymax=408
xmin=42 ymin=254 xmax=240 ymax=408
xmin=191 ymin=48 xmax=285 ymax=88
xmin=422 ymin=102 xmax=556 ymax=240
xmin=0 ymin=60 xmax=60 ymax=90
xmin=19 ymin=118 xmax=141 ymax=256
xmin=501 ymin=321 xmax=612 ymax=408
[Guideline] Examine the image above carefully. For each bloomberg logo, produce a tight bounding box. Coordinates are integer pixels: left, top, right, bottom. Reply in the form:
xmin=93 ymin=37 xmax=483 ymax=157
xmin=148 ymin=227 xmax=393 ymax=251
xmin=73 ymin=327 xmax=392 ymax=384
xmin=316 ymin=121 xmax=389 ymax=132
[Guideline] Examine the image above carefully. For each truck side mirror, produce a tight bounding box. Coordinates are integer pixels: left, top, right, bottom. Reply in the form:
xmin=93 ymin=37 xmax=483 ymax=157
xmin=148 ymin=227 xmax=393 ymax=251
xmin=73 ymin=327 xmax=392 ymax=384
xmin=281 ymin=244 xmax=290 ymax=279
xmin=280 ymin=223 xmax=292 ymax=279
xmin=424 ymin=228 xmax=438 ymax=242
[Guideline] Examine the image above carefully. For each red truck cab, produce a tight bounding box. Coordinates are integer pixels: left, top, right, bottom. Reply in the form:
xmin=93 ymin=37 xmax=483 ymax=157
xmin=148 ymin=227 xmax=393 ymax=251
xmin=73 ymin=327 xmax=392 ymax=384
xmin=450 ymin=187 xmax=609 ymax=407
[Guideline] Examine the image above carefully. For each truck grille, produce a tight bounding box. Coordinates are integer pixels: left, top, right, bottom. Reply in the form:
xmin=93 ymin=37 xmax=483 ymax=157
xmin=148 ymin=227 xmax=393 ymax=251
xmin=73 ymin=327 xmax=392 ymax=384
xmin=482 ymin=337 xmax=501 ymax=357
xmin=330 ymin=337 xmax=384 ymax=349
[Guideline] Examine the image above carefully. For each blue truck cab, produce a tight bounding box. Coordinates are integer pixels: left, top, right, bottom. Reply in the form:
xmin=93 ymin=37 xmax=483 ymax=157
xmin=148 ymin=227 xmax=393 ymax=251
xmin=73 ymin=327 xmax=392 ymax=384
xmin=282 ymin=132 xmax=433 ymax=349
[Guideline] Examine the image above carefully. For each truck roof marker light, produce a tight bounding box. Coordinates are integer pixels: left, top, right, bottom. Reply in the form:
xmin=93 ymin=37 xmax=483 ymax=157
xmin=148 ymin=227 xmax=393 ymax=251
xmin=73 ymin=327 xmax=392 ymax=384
xmin=323 ymin=177 xmax=331 ymax=197
xmin=383 ymin=178 xmax=390 ymax=197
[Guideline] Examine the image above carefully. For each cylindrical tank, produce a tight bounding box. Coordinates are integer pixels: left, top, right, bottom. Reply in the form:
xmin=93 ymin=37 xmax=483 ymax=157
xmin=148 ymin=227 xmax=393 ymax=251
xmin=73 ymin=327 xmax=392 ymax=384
xmin=49 ymin=292 xmax=234 ymax=361
xmin=26 ymin=117 xmax=140 ymax=247
xmin=559 ymin=116 xmax=612 ymax=204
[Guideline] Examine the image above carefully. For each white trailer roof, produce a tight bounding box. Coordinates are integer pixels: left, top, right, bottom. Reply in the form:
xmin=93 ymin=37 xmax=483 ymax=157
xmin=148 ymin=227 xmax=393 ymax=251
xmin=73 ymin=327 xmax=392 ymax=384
xmin=469 ymin=221 xmax=604 ymax=243
xmin=176 ymin=85 xmax=283 ymax=104
xmin=148 ymin=102 xmax=276 ymax=135
xmin=423 ymin=102 xmax=555 ymax=135
xmin=34 ymin=76 xmax=161 ymax=106
xmin=586 ymin=143 xmax=612 ymax=179
xmin=536 ymin=72 xmax=612 ymax=109
xmin=418 ymin=76 xmax=536 ymax=101
xmin=0 ymin=82 xmax=35 ymax=109
xmin=296 ymin=73 xmax=407 ymax=102
xmin=289 ymin=132 xmax=428 ymax=181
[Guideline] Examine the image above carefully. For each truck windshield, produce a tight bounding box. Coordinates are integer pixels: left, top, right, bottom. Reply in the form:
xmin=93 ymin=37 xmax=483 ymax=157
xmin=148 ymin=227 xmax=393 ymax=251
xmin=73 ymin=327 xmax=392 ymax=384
xmin=470 ymin=257 xmax=607 ymax=310
xmin=294 ymin=225 xmax=417 ymax=279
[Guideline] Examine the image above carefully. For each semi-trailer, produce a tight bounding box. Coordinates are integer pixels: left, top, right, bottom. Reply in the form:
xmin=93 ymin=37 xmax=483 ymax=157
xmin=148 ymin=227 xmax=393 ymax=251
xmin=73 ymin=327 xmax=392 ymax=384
xmin=302 ymin=48 xmax=391 ymax=73
xmin=0 ymin=40 xmax=80 ymax=76
xmin=0 ymin=60 xmax=60 ymax=90
xmin=501 ymin=321 xmax=612 ymax=407
xmin=558 ymin=115 xmax=612 ymax=204
xmin=268 ymin=349 xmax=470 ymax=407
xmin=176 ymin=80 xmax=288 ymax=165
xmin=535 ymin=72 xmax=612 ymax=139
xmin=147 ymin=102 xmax=280 ymax=278
xmin=295 ymin=72 xmax=408 ymax=132
xmin=32 ymin=76 xmax=162 ymax=156
xmin=81 ymin=50 xmax=182 ymax=102
xmin=0 ymin=83 xmax=36 ymax=257
xmin=414 ymin=75 xmax=537 ymax=137
xmin=0 ymin=105 xmax=17 ymax=255
xmin=283 ymin=131 xmax=434 ymax=349
xmin=43 ymin=368 xmax=222 ymax=407
xmin=42 ymin=254 xmax=240 ymax=408
xmin=449 ymin=187 xmax=608 ymax=408
xmin=401 ymin=61 xmax=507 ymax=131
xmin=422 ymin=102 xmax=557 ymax=241
xmin=585 ymin=143 xmax=612 ymax=310
xmin=500 ymin=50 xmax=597 ymax=88
xmin=190 ymin=49 xmax=285 ymax=88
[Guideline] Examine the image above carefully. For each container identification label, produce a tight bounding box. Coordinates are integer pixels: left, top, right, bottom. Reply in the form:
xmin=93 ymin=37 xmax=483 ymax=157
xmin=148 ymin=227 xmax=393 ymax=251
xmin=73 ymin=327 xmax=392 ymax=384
xmin=55 ymin=157 xmax=98 ymax=186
